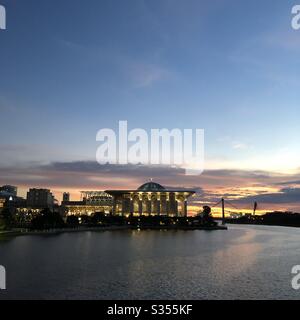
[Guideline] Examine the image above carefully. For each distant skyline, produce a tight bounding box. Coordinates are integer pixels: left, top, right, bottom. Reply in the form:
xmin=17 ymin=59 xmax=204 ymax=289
xmin=1 ymin=0 xmax=300 ymax=212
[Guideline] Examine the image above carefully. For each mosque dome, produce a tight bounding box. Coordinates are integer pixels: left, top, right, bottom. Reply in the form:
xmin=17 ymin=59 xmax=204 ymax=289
xmin=137 ymin=182 xmax=165 ymax=191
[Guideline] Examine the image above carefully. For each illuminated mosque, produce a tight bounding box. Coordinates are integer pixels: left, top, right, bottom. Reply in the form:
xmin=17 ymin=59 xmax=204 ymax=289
xmin=106 ymin=181 xmax=195 ymax=217
xmin=62 ymin=182 xmax=195 ymax=217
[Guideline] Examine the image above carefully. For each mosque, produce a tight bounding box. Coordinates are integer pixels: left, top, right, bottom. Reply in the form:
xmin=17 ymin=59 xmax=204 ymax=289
xmin=105 ymin=181 xmax=195 ymax=217
xmin=62 ymin=181 xmax=195 ymax=217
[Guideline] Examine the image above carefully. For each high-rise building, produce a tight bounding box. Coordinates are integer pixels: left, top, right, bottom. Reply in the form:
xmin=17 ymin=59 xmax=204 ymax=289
xmin=0 ymin=198 xmax=5 ymax=211
xmin=0 ymin=185 xmax=17 ymax=197
xmin=63 ymin=192 xmax=70 ymax=202
xmin=26 ymin=188 xmax=54 ymax=209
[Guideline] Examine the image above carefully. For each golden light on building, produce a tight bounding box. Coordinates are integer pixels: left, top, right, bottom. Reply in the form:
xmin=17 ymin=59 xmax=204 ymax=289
xmin=106 ymin=182 xmax=195 ymax=217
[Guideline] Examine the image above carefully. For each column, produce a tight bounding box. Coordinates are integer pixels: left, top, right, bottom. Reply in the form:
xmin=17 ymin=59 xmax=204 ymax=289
xmin=130 ymin=194 xmax=134 ymax=215
xmin=148 ymin=194 xmax=152 ymax=215
xmin=139 ymin=195 xmax=143 ymax=215
xmin=184 ymin=200 xmax=188 ymax=217
xmin=121 ymin=197 xmax=126 ymax=216
xmin=112 ymin=197 xmax=116 ymax=215
xmin=166 ymin=193 xmax=170 ymax=216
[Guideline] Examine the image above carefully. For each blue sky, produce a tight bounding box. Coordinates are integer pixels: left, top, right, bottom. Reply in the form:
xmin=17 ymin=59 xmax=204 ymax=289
xmin=1 ymin=0 xmax=300 ymax=210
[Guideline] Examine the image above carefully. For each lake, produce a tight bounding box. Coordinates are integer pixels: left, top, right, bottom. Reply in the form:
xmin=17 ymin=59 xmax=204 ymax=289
xmin=0 ymin=225 xmax=299 ymax=299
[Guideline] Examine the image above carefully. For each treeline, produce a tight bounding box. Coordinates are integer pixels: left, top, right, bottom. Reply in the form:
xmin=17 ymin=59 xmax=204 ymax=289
xmin=226 ymin=212 xmax=300 ymax=227
xmin=66 ymin=213 xmax=197 ymax=228
xmin=1 ymin=208 xmax=217 ymax=230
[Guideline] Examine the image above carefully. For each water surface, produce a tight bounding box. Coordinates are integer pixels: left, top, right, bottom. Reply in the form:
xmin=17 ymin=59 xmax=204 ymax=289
xmin=0 ymin=225 xmax=299 ymax=299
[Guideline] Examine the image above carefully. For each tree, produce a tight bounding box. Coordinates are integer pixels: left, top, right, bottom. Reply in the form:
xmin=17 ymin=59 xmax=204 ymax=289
xmin=66 ymin=215 xmax=79 ymax=227
xmin=91 ymin=212 xmax=106 ymax=225
xmin=31 ymin=208 xmax=65 ymax=230
xmin=0 ymin=207 xmax=13 ymax=230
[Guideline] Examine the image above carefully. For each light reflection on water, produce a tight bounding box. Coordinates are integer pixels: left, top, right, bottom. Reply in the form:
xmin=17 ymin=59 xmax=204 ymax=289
xmin=0 ymin=225 xmax=300 ymax=300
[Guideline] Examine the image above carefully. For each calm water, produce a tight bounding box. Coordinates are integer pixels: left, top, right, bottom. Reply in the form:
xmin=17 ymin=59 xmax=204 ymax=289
xmin=0 ymin=225 xmax=300 ymax=300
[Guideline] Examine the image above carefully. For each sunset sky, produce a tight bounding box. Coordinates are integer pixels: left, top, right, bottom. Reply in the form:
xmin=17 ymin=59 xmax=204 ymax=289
xmin=1 ymin=0 xmax=300 ymax=214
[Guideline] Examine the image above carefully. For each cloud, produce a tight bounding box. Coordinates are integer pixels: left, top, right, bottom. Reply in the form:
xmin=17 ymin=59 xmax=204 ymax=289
xmin=216 ymin=136 xmax=250 ymax=151
xmin=232 ymin=142 xmax=248 ymax=150
xmin=0 ymin=144 xmax=79 ymax=167
xmin=125 ymin=61 xmax=173 ymax=88
xmin=265 ymin=30 xmax=300 ymax=52
xmin=1 ymin=160 xmax=300 ymax=211
xmin=56 ymin=37 xmax=174 ymax=89
xmin=233 ymin=187 xmax=300 ymax=205
xmin=274 ymin=179 xmax=300 ymax=186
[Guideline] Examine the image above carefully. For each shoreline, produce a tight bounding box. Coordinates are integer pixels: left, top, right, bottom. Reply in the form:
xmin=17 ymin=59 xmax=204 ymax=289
xmin=0 ymin=224 xmax=227 ymax=237
xmin=225 ymin=221 xmax=300 ymax=229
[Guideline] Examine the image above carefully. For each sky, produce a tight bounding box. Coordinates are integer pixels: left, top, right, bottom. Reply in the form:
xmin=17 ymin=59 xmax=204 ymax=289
xmin=1 ymin=0 xmax=300 ymax=213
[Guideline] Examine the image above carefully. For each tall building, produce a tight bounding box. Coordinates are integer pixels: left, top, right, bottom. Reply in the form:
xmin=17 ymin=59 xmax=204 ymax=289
xmin=26 ymin=188 xmax=54 ymax=209
xmin=0 ymin=198 xmax=5 ymax=212
xmin=63 ymin=192 xmax=70 ymax=202
xmin=0 ymin=185 xmax=17 ymax=197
